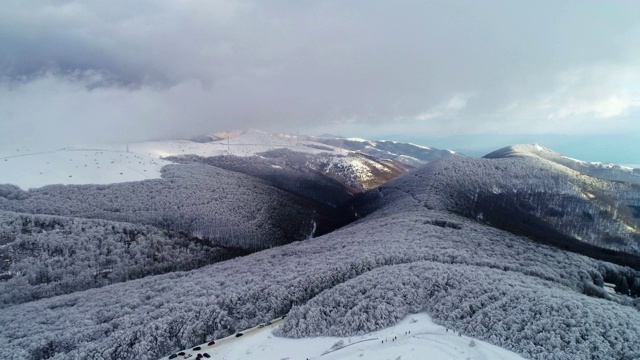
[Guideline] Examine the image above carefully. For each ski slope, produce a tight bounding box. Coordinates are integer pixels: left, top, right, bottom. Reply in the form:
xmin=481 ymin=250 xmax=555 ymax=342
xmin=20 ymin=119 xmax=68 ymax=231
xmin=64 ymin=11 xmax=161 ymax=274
xmin=159 ymin=313 xmax=524 ymax=360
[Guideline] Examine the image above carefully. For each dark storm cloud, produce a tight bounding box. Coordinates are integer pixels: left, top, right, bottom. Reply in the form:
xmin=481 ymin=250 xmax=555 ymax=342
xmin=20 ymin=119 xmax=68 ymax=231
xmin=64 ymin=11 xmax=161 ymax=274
xmin=1 ymin=0 xmax=640 ymax=148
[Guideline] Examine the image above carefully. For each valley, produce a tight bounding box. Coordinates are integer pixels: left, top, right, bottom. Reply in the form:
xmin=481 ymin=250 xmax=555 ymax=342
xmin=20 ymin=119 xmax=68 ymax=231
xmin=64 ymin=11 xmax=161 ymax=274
xmin=0 ymin=131 xmax=639 ymax=360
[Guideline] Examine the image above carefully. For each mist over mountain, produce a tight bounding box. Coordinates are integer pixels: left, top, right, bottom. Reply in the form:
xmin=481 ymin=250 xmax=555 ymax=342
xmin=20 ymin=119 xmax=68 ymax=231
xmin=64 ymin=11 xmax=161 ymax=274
xmin=3 ymin=2 xmax=640 ymax=359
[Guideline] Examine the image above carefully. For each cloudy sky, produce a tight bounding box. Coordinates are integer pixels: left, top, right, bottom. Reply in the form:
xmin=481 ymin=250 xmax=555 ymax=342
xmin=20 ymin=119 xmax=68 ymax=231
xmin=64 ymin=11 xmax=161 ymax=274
xmin=1 ymin=0 xmax=639 ymax=162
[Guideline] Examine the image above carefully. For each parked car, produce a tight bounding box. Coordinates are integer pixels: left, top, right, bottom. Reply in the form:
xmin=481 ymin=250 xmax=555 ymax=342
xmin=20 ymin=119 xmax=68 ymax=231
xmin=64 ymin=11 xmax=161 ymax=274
xmin=235 ymin=333 xmax=244 ymax=337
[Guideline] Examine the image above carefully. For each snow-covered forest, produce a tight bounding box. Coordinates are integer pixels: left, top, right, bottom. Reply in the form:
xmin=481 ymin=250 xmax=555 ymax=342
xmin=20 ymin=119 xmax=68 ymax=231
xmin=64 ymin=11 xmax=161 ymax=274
xmin=485 ymin=144 xmax=640 ymax=186
xmin=313 ymin=136 xmax=456 ymax=166
xmin=168 ymin=152 xmax=356 ymax=206
xmin=0 ymin=211 xmax=242 ymax=307
xmin=358 ymin=155 xmax=640 ymax=258
xmin=1 ymin=154 xmax=639 ymax=359
xmin=0 ymin=164 xmax=317 ymax=250
xmin=278 ymin=261 xmax=640 ymax=359
xmin=1 ymin=148 xmax=640 ymax=360
xmin=168 ymin=148 xmax=411 ymax=206
xmin=4 ymin=0 xmax=640 ymax=357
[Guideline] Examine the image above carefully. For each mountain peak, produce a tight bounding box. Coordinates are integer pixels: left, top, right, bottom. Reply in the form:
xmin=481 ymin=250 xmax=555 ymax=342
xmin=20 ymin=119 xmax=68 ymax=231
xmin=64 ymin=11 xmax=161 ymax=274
xmin=484 ymin=143 xmax=640 ymax=185
xmin=483 ymin=144 xmax=559 ymax=159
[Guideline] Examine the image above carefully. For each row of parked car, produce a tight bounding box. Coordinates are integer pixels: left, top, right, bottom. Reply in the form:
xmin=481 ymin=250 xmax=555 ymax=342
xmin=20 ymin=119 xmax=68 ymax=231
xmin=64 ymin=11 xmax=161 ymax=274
xmin=167 ymin=315 xmax=287 ymax=359
xmin=168 ymin=344 xmax=214 ymax=359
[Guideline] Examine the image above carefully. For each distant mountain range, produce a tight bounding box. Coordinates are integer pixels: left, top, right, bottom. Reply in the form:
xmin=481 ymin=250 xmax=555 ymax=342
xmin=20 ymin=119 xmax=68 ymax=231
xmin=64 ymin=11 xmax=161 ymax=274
xmin=310 ymin=134 xmax=457 ymax=167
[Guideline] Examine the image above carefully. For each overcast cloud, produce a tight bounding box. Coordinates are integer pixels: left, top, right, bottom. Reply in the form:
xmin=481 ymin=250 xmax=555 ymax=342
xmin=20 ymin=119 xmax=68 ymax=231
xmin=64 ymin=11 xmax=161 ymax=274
xmin=1 ymin=0 xmax=639 ymax=160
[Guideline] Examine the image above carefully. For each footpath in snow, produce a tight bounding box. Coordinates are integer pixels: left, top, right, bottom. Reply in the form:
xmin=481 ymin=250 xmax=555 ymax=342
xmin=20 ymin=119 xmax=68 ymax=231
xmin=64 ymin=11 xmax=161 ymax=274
xmin=159 ymin=313 xmax=524 ymax=360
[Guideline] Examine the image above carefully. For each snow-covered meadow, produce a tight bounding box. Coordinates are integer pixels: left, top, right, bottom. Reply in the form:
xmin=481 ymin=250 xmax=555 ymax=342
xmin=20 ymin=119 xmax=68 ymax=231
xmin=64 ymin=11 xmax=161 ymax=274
xmin=0 ymin=130 xmax=331 ymax=190
xmin=0 ymin=130 xmax=410 ymax=193
xmin=0 ymin=146 xmax=171 ymax=190
xmin=160 ymin=313 xmax=524 ymax=360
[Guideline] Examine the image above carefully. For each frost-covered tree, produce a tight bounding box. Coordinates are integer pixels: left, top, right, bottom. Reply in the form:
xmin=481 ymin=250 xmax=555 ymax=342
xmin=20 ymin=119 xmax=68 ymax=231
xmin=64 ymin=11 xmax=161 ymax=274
xmin=0 ymin=164 xmax=317 ymax=250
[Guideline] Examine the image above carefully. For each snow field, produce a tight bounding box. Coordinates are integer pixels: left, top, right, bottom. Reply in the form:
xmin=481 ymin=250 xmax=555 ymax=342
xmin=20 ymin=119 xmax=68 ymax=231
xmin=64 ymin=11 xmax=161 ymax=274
xmin=0 ymin=146 xmax=171 ymax=190
xmin=0 ymin=130 xmax=345 ymax=190
xmin=160 ymin=313 xmax=524 ymax=360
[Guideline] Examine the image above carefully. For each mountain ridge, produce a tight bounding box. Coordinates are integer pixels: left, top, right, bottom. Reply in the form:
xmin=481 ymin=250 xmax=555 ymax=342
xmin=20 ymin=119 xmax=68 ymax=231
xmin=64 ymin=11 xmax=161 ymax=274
xmin=485 ymin=143 xmax=640 ymax=185
xmin=1 ymin=134 xmax=640 ymax=360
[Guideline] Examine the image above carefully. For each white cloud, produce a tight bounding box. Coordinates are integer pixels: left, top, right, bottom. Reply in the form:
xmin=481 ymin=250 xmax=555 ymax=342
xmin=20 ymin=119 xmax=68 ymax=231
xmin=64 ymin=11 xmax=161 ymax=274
xmin=0 ymin=72 xmax=222 ymax=147
xmin=412 ymin=93 xmax=474 ymax=121
xmin=484 ymin=63 xmax=640 ymax=134
xmin=1 ymin=0 xmax=640 ymax=145
xmin=546 ymin=65 xmax=640 ymax=120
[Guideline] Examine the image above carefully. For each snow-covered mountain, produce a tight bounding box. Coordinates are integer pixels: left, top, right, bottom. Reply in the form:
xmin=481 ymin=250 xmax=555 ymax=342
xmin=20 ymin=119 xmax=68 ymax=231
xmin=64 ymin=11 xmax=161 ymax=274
xmin=0 ymin=130 xmax=412 ymax=195
xmin=312 ymin=134 xmax=457 ymax=167
xmin=354 ymin=154 xmax=640 ymax=262
xmin=485 ymin=143 xmax=640 ymax=185
xmin=1 ymin=138 xmax=639 ymax=360
xmin=0 ymin=130 xmax=419 ymax=307
xmin=2 ymin=146 xmax=639 ymax=360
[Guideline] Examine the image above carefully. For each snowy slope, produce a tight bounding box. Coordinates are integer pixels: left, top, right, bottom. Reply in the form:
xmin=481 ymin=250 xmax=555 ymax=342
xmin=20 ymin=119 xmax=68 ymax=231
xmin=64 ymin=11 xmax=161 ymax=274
xmin=145 ymin=130 xmax=413 ymax=192
xmin=159 ymin=313 xmax=524 ymax=360
xmin=484 ymin=144 xmax=640 ymax=185
xmin=312 ymin=135 xmax=456 ymax=167
xmin=358 ymin=154 xmax=640 ymax=260
xmin=0 ymin=130 xmax=412 ymax=191
xmin=0 ymin=145 xmax=171 ymax=190
xmin=1 ymin=165 xmax=639 ymax=360
xmin=134 ymin=129 xmax=346 ymax=159
xmin=2 ymin=138 xmax=639 ymax=360
xmin=0 ymin=130 xmax=334 ymax=190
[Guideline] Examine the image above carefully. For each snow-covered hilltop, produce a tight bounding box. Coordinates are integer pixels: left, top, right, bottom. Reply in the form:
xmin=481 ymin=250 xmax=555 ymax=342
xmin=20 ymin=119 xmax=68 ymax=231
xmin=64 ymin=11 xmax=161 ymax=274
xmin=485 ymin=144 xmax=640 ymax=185
xmin=311 ymin=134 xmax=456 ymax=167
xmin=0 ymin=130 xmax=413 ymax=192
xmin=0 ymin=145 xmax=172 ymax=190
xmin=357 ymin=153 xmax=640 ymax=261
